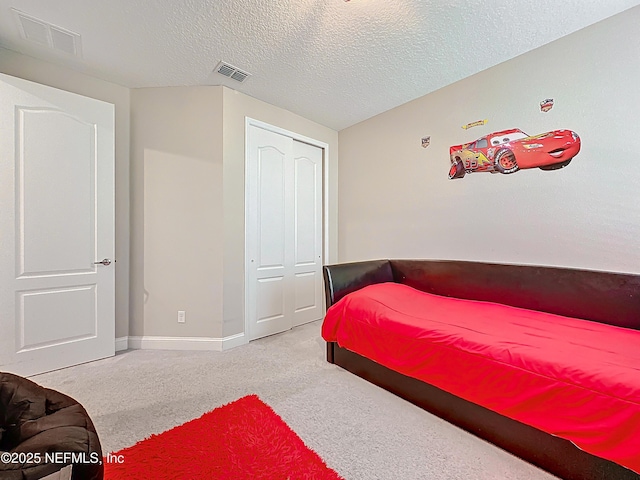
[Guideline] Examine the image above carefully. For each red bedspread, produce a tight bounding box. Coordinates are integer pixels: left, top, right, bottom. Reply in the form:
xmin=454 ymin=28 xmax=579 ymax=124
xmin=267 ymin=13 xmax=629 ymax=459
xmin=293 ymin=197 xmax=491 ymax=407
xmin=322 ymin=282 xmax=640 ymax=473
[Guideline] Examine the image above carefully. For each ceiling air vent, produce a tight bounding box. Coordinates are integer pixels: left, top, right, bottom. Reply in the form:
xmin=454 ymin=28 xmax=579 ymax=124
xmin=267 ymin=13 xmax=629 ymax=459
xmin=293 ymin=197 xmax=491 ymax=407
xmin=12 ymin=9 xmax=82 ymax=57
xmin=214 ymin=61 xmax=251 ymax=83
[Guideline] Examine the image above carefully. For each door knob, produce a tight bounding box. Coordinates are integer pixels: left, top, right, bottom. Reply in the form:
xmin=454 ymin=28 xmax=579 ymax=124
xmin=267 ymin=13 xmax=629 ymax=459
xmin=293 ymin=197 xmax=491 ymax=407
xmin=94 ymin=258 xmax=112 ymax=266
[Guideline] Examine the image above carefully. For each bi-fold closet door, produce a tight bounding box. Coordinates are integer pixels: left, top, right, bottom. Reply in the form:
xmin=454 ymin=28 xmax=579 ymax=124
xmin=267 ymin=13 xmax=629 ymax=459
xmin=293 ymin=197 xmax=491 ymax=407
xmin=246 ymin=124 xmax=323 ymax=341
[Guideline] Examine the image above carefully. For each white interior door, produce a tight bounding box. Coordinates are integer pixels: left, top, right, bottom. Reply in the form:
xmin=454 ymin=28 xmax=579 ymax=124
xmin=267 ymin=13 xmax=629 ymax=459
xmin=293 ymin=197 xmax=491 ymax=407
xmin=246 ymin=124 xmax=323 ymax=341
xmin=0 ymin=73 xmax=115 ymax=377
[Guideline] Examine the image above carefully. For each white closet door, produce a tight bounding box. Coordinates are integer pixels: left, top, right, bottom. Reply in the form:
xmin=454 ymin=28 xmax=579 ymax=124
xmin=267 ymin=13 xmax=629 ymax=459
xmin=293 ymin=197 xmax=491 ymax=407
xmin=247 ymin=125 xmax=294 ymax=340
xmin=0 ymin=73 xmax=115 ymax=376
xmin=291 ymin=140 xmax=323 ymax=327
xmin=246 ymin=125 xmax=323 ymax=341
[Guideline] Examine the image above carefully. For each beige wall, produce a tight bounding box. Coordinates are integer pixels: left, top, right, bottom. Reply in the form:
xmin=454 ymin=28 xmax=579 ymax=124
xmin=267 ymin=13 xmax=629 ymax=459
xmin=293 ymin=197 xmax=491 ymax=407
xmin=221 ymin=88 xmax=339 ymax=337
xmin=338 ymin=7 xmax=640 ymax=275
xmin=130 ymin=86 xmax=224 ymax=338
xmin=0 ymin=48 xmax=131 ymax=337
xmin=130 ymin=86 xmax=338 ymax=340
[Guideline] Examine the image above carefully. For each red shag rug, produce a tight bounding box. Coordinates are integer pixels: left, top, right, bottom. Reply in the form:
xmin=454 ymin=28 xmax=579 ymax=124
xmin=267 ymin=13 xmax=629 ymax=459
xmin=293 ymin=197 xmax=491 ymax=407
xmin=104 ymin=395 xmax=343 ymax=480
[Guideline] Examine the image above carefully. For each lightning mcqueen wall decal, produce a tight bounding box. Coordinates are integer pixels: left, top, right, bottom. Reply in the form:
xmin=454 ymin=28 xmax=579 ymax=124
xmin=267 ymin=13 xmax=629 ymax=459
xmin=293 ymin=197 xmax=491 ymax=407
xmin=448 ymin=128 xmax=581 ymax=179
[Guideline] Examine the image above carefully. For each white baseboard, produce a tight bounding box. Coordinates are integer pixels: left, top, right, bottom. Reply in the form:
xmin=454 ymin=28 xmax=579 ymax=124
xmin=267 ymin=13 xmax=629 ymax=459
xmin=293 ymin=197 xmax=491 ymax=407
xmin=115 ymin=337 xmax=129 ymax=352
xmin=118 ymin=333 xmax=247 ymax=352
xmin=221 ymin=332 xmax=247 ymax=350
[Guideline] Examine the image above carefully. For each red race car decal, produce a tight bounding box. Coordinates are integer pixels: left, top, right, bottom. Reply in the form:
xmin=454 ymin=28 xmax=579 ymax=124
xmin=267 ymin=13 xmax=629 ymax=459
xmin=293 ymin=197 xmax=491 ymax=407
xmin=448 ymin=128 xmax=580 ymax=179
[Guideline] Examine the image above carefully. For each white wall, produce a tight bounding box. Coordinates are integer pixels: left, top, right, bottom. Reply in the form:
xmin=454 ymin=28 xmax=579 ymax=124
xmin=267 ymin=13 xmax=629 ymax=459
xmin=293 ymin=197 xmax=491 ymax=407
xmin=0 ymin=48 xmax=132 ymax=337
xmin=338 ymin=6 xmax=640 ymax=275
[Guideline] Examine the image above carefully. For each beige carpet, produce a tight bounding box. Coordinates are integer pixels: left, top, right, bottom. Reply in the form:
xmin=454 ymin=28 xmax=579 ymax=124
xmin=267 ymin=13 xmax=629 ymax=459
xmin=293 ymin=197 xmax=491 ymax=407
xmin=31 ymin=320 xmax=558 ymax=480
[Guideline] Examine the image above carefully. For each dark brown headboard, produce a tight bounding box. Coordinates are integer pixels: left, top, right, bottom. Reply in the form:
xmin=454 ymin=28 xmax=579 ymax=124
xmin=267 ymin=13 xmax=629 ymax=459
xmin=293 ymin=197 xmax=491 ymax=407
xmin=323 ymin=259 xmax=640 ymax=331
xmin=323 ymin=260 xmax=393 ymax=307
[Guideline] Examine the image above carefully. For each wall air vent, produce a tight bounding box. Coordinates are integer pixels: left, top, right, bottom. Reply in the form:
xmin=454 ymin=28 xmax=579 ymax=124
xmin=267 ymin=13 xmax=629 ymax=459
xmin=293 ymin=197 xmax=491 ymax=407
xmin=12 ymin=9 xmax=82 ymax=57
xmin=214 ymin=61 xmax=251 ymax=83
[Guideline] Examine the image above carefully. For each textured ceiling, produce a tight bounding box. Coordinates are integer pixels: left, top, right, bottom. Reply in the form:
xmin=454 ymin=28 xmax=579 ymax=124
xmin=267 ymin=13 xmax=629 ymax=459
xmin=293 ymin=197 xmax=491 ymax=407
xmin=1 ymin=0 xmax=639 ymax=130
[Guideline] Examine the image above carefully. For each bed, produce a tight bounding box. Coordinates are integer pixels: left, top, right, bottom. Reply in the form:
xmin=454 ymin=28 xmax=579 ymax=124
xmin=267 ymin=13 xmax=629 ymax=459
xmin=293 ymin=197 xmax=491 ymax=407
xmin=321 ymin=259 xmax=640 ymax=480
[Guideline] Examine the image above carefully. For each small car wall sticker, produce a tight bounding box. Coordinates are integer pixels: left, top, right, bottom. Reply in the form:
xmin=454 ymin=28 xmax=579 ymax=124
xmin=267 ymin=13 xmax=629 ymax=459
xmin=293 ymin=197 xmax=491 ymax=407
xmin=540 ymin=98 xmax=554 ymax=112
xmin=448 ymin=128 xmax=580 ymax=180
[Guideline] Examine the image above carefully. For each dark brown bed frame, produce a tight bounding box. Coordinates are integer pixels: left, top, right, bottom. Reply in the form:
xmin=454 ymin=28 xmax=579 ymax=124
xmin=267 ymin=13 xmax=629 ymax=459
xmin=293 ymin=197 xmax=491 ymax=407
xmin=323 ymin=259 xmax=640 ymax=480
